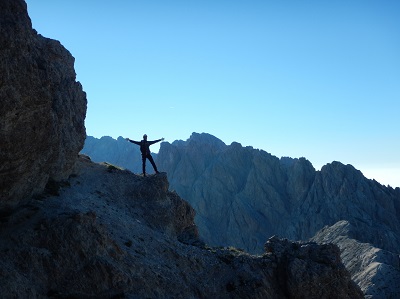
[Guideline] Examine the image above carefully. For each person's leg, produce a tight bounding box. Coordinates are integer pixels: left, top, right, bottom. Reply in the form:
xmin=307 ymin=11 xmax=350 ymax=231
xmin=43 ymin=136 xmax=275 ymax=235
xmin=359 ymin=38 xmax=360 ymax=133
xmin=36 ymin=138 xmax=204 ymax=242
xmin=147 ymin=154 xmax=159 ymax=174
xmin=142 ymin=155 xmax=146 ymax=176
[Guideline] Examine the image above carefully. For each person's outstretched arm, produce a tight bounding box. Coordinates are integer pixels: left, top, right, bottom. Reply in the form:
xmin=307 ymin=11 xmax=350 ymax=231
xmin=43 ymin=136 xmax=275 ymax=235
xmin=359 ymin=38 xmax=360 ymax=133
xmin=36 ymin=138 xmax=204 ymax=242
xmin=125 ymin=138 xmax=141 ymax=145
xmin=148 ymin=138 xmax=165 ymax=145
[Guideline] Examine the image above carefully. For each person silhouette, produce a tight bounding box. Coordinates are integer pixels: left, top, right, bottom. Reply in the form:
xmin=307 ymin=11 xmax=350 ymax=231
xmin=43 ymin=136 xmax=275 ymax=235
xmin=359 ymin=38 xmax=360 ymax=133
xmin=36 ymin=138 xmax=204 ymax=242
xmin=126 ymin=134 xmax=164 ymax=176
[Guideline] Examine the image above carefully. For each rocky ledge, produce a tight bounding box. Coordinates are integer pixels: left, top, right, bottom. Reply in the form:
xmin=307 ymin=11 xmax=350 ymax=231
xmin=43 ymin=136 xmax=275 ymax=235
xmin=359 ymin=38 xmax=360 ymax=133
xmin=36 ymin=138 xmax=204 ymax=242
xmin=0 ymin=155 xmax=363 ymax=298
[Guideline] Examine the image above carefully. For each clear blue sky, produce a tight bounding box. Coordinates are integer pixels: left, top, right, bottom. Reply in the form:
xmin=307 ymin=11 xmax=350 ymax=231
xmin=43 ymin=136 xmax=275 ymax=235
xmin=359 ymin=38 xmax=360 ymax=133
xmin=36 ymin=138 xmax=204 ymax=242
xmin=26 ymin=0 xmax=400 ymax=187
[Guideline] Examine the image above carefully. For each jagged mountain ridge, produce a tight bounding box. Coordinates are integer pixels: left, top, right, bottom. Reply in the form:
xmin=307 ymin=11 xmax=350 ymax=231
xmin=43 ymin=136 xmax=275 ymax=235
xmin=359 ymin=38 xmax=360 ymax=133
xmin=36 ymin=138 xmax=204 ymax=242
xmin=82 ymin=133 xmax=400 ymax=253
xmin=158 ymin=133 xmax=400 ymax=298
xmin=157 ymin=133 xmax=400 ymax=254
xmin=162 ymin=133 xmax=400 ymax=250
xmin=81 ymin=133 xmax=400 ymax=297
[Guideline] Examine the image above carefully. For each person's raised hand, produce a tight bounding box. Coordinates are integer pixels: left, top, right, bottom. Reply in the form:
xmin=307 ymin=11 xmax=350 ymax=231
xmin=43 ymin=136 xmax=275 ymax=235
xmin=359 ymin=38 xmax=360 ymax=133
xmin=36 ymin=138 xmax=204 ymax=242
xmin=161 ymin=137 xmax=165 ymax=141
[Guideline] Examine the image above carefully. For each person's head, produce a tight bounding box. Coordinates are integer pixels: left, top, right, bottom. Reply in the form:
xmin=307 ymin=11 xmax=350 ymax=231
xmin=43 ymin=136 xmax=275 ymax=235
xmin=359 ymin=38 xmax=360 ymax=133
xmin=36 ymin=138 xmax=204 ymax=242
xmin=143 ymin=134 xmax=147 ymax=140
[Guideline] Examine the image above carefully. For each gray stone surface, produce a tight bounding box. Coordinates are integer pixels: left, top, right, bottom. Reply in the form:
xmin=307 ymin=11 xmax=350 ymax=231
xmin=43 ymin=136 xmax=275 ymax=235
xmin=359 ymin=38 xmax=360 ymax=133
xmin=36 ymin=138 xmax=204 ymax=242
xmin=0 ymin=0 xmax=87 ymax=207
xmin=80 ymin=133 xmax=400 ymax=297
xmin=0 ymin=156 xmax=363 ymax=298
xmin=156 ymin=133 xmax=400 ymax=254
xmin=312 ymin=221 xmax=400 ymax=299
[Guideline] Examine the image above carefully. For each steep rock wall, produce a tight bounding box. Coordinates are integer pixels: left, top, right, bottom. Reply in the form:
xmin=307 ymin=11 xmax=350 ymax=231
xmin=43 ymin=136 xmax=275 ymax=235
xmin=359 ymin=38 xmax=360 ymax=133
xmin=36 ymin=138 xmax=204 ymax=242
xmin=156 ymin=133 xmax=400 ymax=255
xmin=312 ymin=221 xmax=400 ymax=298
xmin=0 ymin=0 xmax=87 ymax=207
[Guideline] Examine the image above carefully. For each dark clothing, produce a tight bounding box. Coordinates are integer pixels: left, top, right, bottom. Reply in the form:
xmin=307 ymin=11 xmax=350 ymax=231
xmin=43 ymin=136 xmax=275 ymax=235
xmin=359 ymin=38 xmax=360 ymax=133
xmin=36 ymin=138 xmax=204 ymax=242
xmin=142 ymin=153 xmax=158 ymax=175
xmin=128 ymin=138 xmax=162 ymax=175
xmin=129 ymin=139 xmax=162 ymax=156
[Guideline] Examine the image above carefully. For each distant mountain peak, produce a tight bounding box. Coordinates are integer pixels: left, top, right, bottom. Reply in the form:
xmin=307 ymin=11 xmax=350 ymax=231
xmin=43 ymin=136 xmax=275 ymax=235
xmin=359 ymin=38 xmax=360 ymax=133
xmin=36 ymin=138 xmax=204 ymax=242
xmin=187 ymin=132 xmax=226 ymax=148
xmin=80 ymin=132 xmax=400 ymax=297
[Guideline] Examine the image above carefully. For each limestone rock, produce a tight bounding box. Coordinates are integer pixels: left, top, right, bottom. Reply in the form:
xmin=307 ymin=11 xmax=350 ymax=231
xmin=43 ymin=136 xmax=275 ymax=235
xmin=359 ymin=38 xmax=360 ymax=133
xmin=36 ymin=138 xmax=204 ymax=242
xmin=0 ymin=156 xmax=362 ymax=298
xmin=157 ymin=133 xmax=293 ymax=252
xmin=264 ymin=236 xmax=363 ymax=299
xmin=311 ymin=221 xmax=400 ymax=299
xmin=157 ymin=133 xmax=400 ymax=298
xmin=156 ymin=133 xmax=400 ymax=253
xmin=0 ymin=0 xmax=87 ymax=207
xmin=80 ymin=133 xmax=400 ymax=297
xmin=81 ymin=133 xmax=400 ymax=253
xmin=291 ymin=162 xmax=400 ymax=253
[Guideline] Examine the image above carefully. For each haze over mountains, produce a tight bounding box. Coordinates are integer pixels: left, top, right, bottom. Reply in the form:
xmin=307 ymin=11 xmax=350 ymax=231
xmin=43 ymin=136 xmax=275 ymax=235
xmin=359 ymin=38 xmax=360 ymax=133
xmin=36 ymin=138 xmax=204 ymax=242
xmin=82 ymin=133 xmax=400 ymax=297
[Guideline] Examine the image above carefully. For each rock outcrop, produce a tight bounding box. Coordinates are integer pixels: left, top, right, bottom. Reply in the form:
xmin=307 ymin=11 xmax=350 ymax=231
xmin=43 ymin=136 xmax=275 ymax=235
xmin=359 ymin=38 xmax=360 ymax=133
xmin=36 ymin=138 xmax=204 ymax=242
xmin=264 ymin=236 xmax=363 ymax=299
xmin=0 ymin=155 xmax=363 ymax=298
xmin=156 ymin=133 xmax=400 ymax=298
xmin=311 ymin=221 xmax=400 ymax=299
xmin=80 ymin=133 xmax=400 ymax=297
xmin=0 ymin=0 xmax=87 ymax=207
xmin=290 ymin=162 xmax=400 ymax=253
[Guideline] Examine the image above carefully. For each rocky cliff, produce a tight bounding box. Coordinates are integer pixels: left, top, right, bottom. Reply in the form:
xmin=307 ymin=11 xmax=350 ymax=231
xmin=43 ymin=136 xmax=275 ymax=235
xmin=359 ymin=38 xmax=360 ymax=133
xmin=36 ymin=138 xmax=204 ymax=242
xmin=312 ymin=221 xmax=400 ymax=298
xmin=156 ymin=133 xmax=400 ymax=253
xmin=0 ymin=155 xmax=363 ymax=298
xmin=0 ymin=0 xmax=87 ymax=208
xmin=156 ymin=133 xmax=400 ymax=298
xmin=82 ymin=133 xmax=400 ymax=297
xmin=0 ymin=2 xmax=363 ymax=298
xmin=84 ymin=134 xmax=399 ymax=252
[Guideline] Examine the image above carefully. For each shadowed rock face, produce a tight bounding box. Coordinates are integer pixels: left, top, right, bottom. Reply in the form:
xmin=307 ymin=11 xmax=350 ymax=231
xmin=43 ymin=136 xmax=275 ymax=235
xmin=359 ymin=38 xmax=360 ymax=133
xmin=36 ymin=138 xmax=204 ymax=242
xmin=155 ymin=133 xmax=400 ymax=254
xmin=80 ymin=133 xmax=400 ymax=255
xmin=264 ymin=236 xmax=363 ymax=299
xmin=311 ymin=221 xmax=400 ymax=299
xmin=0 ymin=0 xmax=87 ymax=207
xmin=0 ymin=156 xmax=363 ymax=299
xmin=80 ymin=133 xmax=400 ymax=297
